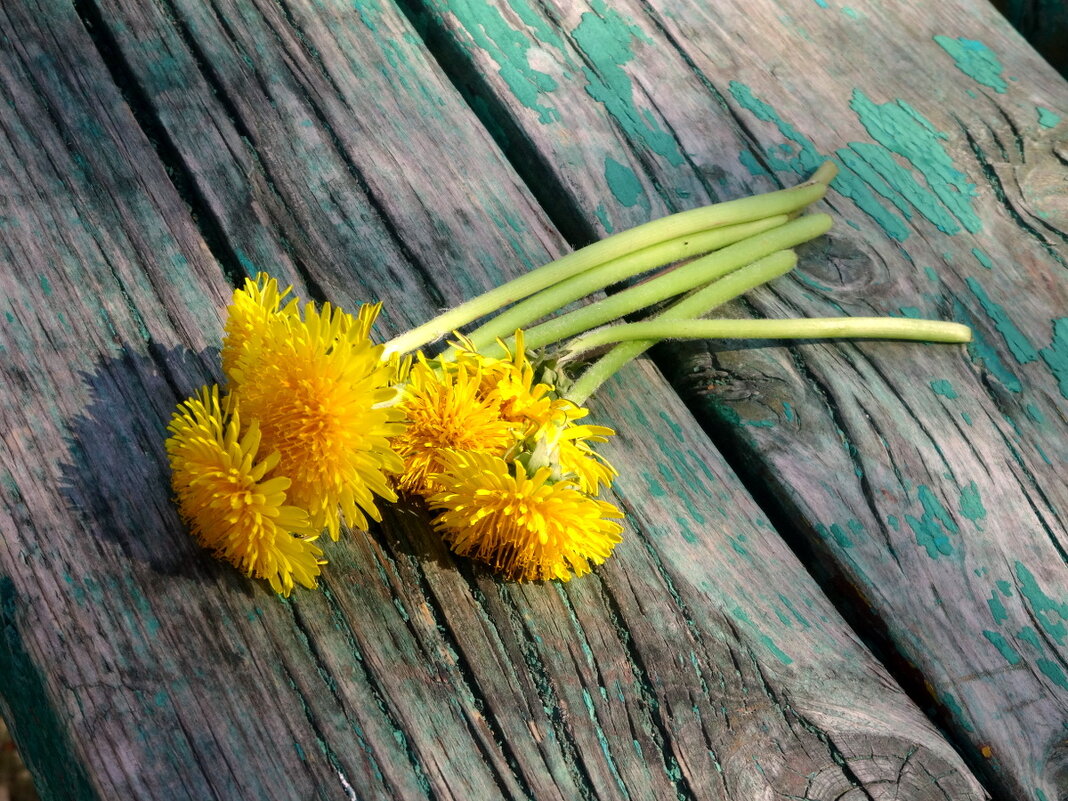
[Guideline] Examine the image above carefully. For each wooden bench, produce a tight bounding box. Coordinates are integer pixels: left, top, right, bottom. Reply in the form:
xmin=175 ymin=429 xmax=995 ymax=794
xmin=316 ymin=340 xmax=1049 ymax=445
xmin=1 ymin=0 xmax=1065 ymax=798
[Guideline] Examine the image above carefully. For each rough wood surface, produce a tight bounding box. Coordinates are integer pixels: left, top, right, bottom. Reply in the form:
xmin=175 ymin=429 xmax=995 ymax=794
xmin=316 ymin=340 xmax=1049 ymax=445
xmin=0 ymin=0 xmax=995 ymax=800
xmin=399 ymin=0 xmax=1068 ymax=799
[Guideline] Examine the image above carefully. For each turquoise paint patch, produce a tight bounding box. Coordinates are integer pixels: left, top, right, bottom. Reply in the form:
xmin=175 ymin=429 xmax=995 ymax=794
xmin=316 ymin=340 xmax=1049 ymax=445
xmin=934 ymin=36 xmax=1007 ymax=93
xmin=603 ymin=156 xmax=646 ymax=207
xmin=841 ymin=7 xmax=862 ymax=19
xmin=929 ymin=379 xmax=957 ymax=398
xmin=941 ymin=692 xmax=975 ymax=732
xmin=658 ymin=410 xmax=684 ymax=442
xmin=839 ymin=142 xmax=963 ymax=235
xmin=1037 ymin=107 xmax=1062 ymax=128
xmin=988 ymin=592 xmax=1008 ymax=624
xmin=1025 ymin=403 xmax=1045 ymax=424
xmin=732 ymin=606 xmax=793 ymax=664
xmin=738 ymin=148 xmax=771 ymax=178
xmin=572 ymin=5 xmax=683 ymax=166
xmin=1038 ymin=318 xmax=1068 ymax=400
xmin=594 ymin=202 xmax=614 ymax=233
xmin=924 ymin=266 xmax=939 ymax=281
xmin=781 ymin=401 xmax=795 ymax=422
xmin=39 ymin=275 xmax=52 ymax=295
xmin=983 ymin=630 xmax=1022 ymax=665
xmin=829 ymin=523 xmax=853 ymax=548
xmin=1037 ymin=789 xmax=1051 ymax=801
xmin=961 ymin=411 xmax=973 ymax=425
xmin=641 ymin=470 xmax=666 ymax=498
xmin=887 ymin=514 xmax=900 ymax=530
xmin=675 ymin=515 xmax=699 ymax=544
xmin=1018 ymin=626 xmax=1043 ymax=651
xmin=898 ymin=306 xmax=922 ymax=318
xmin=850 ymin=89 xmax=982 ymax=234
xmin=906 ymin=485 xmax=958 ymax=558
xmin=1015 ymin=561 xmax=1068 ymax=645
xmin=971 ymin=248 xmax=993 ymax=269
xmin=996 ymin=579 xmax=1013 ymax=596
xmin=953 ymin=299 xmax=1021 ymax=392
xmin=448 ymin=0 xmax=560 ymax=124
xmin=729 ymin=536 xmax=749 ymax=557
xmin=965 ymin=278 xmax=1038 ymax=363
xmin=812 ymin=0 xmax=829 ymax=6
xmin=959 ymin=481 xmax=986 ymax=524
xmin=1038 ymin=658 xmax=1068 ymax=689
xmin=778 ymin=594 xmax=811 ymax=628
xmin=730 ymin=83 xmax=912 ymax=240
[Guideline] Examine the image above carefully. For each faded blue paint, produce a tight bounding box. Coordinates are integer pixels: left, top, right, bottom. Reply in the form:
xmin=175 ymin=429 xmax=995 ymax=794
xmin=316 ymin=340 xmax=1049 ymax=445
xmin=604 ymin=156 xmax=647 ymax=208
xmin=983 ymin=630 xmax=1022 ymax=665
xmin=1025 ymin=403 xmax=1046 ymax=424
xmin=841 ymin=6 xmax=863 ymax=19
xmin=906 ymin=485 xmax=958 ymax=558
xmin=1015 ymin=561 xmax=1068 ymax=645
xmin=572 ymin=4 xmax=683 ymax=166
xmin=850 ymin=90 xmax=982 ymax=234
xmin=39 ymin=275 xmax=52 ymax=295
xmin=594 ymin=202 xmax=614 ymax=233
xmin=971 ymin=248 xmax=993 ymax=269
xmin=959 ymin=481 xmax=986 ymax=524
xmin=954 ymin=299 xmax=1022 ymax=392
xmin=829 ymin=523 xmax=854 ymax=548
xmin=934 ymin=36 xmax=1007 ymax=93
xmin=732 ymin=606 xmax=793 ymax=664
xmin=887 ymin=514 xmax=900 ymax=530
xmin=1038 ymin=318 xmax=1068 ymax=400
xmin=988 ymin=591 xmax=1008 ymax=624
xmin=930 ymin=379 xmax=957 ymax=398
xmin=1037 ymin=107 xmax=1062 ymax=128
xmin=961 ymin=411 xmax=973 ymax=425
xmin=924 ymin=266 xmax=939 ymax=281
xmin=778 ymin=594 xmax=811 ymax=628
xmin=965 ymin=278 xmax=1038 ymax=363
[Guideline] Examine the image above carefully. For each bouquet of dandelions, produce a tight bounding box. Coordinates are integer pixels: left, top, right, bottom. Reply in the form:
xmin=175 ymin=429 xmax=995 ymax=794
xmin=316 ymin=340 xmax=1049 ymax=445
xmin=165 ymin=164 xmax=970 ymax=596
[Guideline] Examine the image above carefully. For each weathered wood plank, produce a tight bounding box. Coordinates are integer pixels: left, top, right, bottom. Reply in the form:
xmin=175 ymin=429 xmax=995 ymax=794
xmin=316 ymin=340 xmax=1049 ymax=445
xmin=0 ymin=0 xmax=989 ymax=799
xmin=400 ymin=0 xmax=1068 ymax=798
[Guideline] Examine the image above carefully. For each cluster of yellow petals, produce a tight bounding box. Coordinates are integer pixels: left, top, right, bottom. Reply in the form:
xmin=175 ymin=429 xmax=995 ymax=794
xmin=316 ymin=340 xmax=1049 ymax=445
xmin=397 ymin=334 xmax=624 ymax=581
xmin=428 ymin=451 xmax=623 ymax=582
xmin=166 ymin=386 xmax=324 ymax=596
xmin=166 ymin=274 xmax=404 ymax=595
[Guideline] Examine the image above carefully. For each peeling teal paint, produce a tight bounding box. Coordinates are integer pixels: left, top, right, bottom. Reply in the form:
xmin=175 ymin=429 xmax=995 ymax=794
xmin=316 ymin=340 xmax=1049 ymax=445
xmin=934 ymin=36 xmax=1007 ymax=93
xmin=953 ymin=299 xmax=1021 ymax=392
xmin=841 ymin=7 xmax=863 ymax=19
xmin=594 ymin=202 xmax=614 ymax=233
xmin=675 ymin=515 xmax=699 ymax=544
xmin=961 ymin=411 xmax=973 ymax=425
xmin=812 ymin=0 xmax=829 ymax=7
xmin=887 ymin=514 xmax=900 ymax=530
xmin=1038 ymin=318 xmax=1068 ymax=400
xmin=449 ymin=0 xmax=560 ymax=124
xmin=965 ymin=278 xmax=1038 ymax=363
xmin=924 ymin=266 xmax=939 ymax=281
xmin=829 ymin=523 xmax=853 ymax=548
xmin=983 ymin=630 xmax=1022 ymax=665
xmin=988 ymin=592 xmax=1008 ymax=624
xmin=850 ymin=89 xmax=982 ymax=234
xmin=781 ymin=401 xmax=795 ymax=422
xmin=971 ymin=248 xmax=993 ymax=269
xmin=1018 ymin=626 xmax=1043 ymax=651
xmin=1015 ymin=561 xmax=1068 ymax=645
xmin=996 ymin=579 xmax=1013 ymax=596
xmin=930 ymin=379 xmax=957 ymax=398
xmin=1037 ymin=107 xmax=1062 ymax=128
xmin=815 ymin=146 xmax=911 ymax=241
xmin=641 ymin=470 xmax=667 ymax=498
xmin=940 ymin=692 xmax=975 ymax=732
xmin=1025 ymin=403 xmax=1045 ymax=424
xmin=1038 ymin=658 xmax=1068 ymax=689
xmin=778 ymin=594 xmax=811 ymax=628
xmin=572 ymin=4 xmax=683 ymax=166
xmin=958 ymin=481 xmax=986 ymax=524
xmin=732 ymin=606 xmax=793 ymax=664
xmin=906 ymin=485 xmax=958 ymax=558
xmin=898 ymin=306 xmax=922 ymax=318
xmin=604 ymin=156 xmax=647 ymax=208
xmin=729 ymin=536 xmax=749 ymax=557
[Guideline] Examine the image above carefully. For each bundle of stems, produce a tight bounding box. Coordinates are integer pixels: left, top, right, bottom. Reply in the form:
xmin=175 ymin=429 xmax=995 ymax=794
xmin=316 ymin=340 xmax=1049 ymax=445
xmin=383 ymin=163 xmax=969 ymax=400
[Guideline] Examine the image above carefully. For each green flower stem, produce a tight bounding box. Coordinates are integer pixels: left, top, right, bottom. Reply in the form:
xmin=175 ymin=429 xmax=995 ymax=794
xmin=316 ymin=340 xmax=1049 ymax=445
xmin=459 ymin=214 xmax=790 ymax=353
xmin=564 ymin=250 xmax=798 ymax=403
xmin=381 ymin=172 xmax=834 ymax=355
xmin=566 ymin=316 xmax=973 ymax=355
xmin=519 ymin=214 xmax=832 ymax=353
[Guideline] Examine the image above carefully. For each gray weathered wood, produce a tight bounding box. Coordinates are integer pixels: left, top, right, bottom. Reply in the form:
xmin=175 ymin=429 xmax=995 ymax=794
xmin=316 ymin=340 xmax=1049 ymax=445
xmin=403 ymin=0 xmax=1068 ymax=798
xmin=0 ymin=0 xmax=991 ymax=799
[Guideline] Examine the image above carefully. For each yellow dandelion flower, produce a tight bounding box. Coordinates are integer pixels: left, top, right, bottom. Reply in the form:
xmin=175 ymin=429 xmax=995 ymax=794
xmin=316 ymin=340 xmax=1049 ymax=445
xmin=528 ymin=411 xmax=618 ymax=495
xmin=428 ymin=451 xmax=624 ymax=582
xmin=229 ymin=300 xmax=404 ymax=539
xmin=394 ymin=357 xmax=516 ymax=496
xmin=165 ymin=385 xmax=323 ymax=596
xmin=221 ymin=273 xmax=300 ymax=383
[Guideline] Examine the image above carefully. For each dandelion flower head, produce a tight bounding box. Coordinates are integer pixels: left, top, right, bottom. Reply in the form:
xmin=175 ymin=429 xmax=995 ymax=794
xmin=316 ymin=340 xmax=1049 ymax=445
xmin=428 ymin=450 xmax=624 ymax=582
xmin=394 ymin=355 xmax=516 ymax=496
xmin=165 ymin=385 xmax=324 ymax=596
xmin=228 ymin=299 xmax=405 ymax=539
xmin=222 ymin=273 xmax=299 ymax=383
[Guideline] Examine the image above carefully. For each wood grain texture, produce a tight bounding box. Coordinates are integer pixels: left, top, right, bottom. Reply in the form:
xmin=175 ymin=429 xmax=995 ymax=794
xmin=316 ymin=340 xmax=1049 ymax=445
xmin=400 ymin=0 xmax=1068 ymax=798
xmin=0 ymin=0 xmax=990 ymax=799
